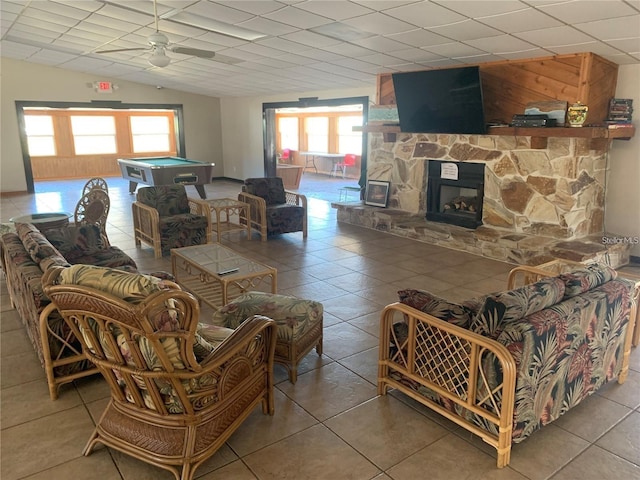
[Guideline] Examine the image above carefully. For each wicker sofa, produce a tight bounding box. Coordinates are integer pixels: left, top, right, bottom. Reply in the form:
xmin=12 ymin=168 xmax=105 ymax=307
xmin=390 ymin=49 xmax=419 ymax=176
xmin=378 ymin=263 xmax=635 ymax=468
xmin=0 ymin=222 xmax=138 ymax=399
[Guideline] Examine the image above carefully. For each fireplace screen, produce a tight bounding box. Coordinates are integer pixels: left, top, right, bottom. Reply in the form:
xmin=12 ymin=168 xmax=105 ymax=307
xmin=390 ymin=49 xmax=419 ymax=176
xmin=426 ymin=160 xmax=484 ymax=229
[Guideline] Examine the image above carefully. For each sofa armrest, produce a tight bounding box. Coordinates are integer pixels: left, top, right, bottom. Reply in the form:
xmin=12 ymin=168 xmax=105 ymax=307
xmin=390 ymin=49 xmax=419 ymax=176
xmin=238 ymin=191 xmax=267 ymax=240
xmin=506 ymin=265 xmax=555 ymax=289
xmin=284 ymin=191 xmax=307 ymax=237
xmin=378 ymin=302 xmax=516 ymax=468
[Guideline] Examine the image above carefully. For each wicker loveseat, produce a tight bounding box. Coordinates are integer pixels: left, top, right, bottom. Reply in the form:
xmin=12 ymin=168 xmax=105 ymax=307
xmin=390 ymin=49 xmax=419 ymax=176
xmin=378 ymin=263 xmax=635 ymax=468
xmin=0 ymin=222 xmax=138 ymax=399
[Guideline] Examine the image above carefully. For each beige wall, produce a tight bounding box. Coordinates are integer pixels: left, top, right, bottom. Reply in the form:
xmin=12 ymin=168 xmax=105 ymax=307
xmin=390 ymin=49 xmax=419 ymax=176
xmin=606 ymin=64 xmax=640 ymax=257
xmin=0 ymin=58 xmax=223 ymax=192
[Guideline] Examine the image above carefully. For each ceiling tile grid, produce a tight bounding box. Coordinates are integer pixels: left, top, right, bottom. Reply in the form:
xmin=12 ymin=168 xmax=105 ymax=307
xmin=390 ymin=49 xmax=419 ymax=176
xmin=1 ymin=0 xmax=638 ymax=98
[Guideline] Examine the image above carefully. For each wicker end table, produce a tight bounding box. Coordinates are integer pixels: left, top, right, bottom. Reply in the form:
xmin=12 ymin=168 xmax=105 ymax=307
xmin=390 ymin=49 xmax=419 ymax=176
xmin=206 ymin=198 xmax=250 ymax=242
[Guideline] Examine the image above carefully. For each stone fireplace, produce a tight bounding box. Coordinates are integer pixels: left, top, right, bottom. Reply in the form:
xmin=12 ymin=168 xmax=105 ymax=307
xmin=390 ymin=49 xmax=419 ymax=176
xmin=426 ymin=160 xmax=484 ymax=229
xmin=335 ymin=131 xmax=630 ymax=267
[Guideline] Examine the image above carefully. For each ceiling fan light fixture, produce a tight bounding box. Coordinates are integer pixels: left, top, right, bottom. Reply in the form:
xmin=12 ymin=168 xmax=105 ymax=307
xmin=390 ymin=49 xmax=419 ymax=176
xmin=149 ymin=50 xmax=171 ymax=67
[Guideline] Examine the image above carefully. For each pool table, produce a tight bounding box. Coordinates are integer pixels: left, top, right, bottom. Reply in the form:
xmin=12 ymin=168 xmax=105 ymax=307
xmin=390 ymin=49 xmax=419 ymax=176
xmin=117 ymin=157 xmax=215 ymax=199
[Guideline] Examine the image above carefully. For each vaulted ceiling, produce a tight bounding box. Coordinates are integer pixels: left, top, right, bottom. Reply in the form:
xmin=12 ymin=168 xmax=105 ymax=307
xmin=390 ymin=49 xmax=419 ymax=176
xmin=2 ymin=0 xmax=639 ymax=98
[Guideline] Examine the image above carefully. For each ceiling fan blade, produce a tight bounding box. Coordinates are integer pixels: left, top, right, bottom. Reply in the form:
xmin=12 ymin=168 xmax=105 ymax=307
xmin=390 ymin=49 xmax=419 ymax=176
xmin=96 ymin=47 xmax=148 ymax=54
xmin=169 ymin=46 xmax=216 ymax=58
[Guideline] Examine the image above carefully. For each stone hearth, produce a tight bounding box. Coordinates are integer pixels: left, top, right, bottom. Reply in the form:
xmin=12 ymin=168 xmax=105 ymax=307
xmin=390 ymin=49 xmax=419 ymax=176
xmin=333 ymin=203 xmax=631 ymax=268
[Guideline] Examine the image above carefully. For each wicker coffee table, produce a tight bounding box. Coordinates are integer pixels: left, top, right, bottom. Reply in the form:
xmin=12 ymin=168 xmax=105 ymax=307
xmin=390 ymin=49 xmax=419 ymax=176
xmin=171 ymin=243 xmax=277 ymax=310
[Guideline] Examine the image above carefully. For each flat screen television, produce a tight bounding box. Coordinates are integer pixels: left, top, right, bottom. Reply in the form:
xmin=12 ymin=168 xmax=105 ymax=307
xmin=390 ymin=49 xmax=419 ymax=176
xmin=392 ymin=66 xmax=486 ymax=134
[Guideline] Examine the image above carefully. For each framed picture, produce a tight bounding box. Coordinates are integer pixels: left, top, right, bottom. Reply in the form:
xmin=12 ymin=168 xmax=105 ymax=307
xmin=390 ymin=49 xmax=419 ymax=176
xmin=365 ymin=180 xmax=390 ymax=207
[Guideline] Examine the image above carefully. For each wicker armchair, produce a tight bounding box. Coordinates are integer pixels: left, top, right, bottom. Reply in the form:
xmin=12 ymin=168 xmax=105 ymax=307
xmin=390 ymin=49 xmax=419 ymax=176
xmin=132 ymin=185 xmax=212 ymax=258
xmin=238 ymin=177 xmax=307 ymax=242
xmin=42 ymin=264 xmax=277 ymax=480
xmin=74 ymin=188 xmax=111 ymax=245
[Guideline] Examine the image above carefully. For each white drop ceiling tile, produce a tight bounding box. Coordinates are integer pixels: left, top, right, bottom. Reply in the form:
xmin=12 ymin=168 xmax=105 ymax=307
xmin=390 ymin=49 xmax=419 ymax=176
xmin=30 ymin=1 xmax=92 ymax=20
xmin=606 ymin=37 xmax=640 ymax=53
xmin=10 ymin=24 xmax=61 ymax=41
xmin=356 ymin=52 xmax=410 ymax=66
xmin=385 ymin=2 xmax=467 ymax=28
xmin=294 ymin=1 xmax=374 ymax=20
xmin=177 ymin=37 xmax=227 ymax=52
xmin=73 ymin=21 xmax=131 ymax=38
xmin=352 ymin=1 xmax=417 ymax=12
xmin=575 ymin=16 xmax=640 ymax=41
xmin=454 ymin=53 xmax=504 ymax=63
xmin=15 ymin=15 xmax=70 ymax=33
xmin=311 ymin=62 xmax=373 ymax=80
xmin=388 ymin=47 xmax=446 ymax=63
xmin=537 ymin=0 xmax=638 ymax=24
xmin=52 ymin=1 xmax=104 ymax=14
xmin=262 ymin=5 xmax=333 ymax=29
xmin=429 ymin=20 xmax=504 ymax=41
xmin=157 ymin=20 xmax=208 ymax=38
xmin=434 ymin=0 xmax=529 ymax=18
xmin=182 ymin=1 xmax=254 ymax=24
xmin=604 ymin=53 xmax=640 ymax=64
xmin=321 ymin=42 xmax=376 ymax=57
xmin=257 ymin=37 xmax=315 ymax=54
xmin=28 ymin=49 xmax=78 ymax=65
xmin=297 ymin=48 xmax=346 ymax=62
xmin=424 ymin=42 xmax=488 ymax=57
xmin=51 ymin=38 xmax=97 ymax=54
xmin=1 ymin=2 xmax=26 ymax=15
xmin=465 ymin=34 xmax=538 ymax=53
xmin=217 ymin=1 xmax=286 ymax=16
xmin=417 ymin=58 xmax=468 ymax=68
xmin=237 ymin=16 xmax=298 ymax=36
xmin=88 ymin=62 xmax=143 ymax=76
xmin=280 ymin=29 xmax=343 ymax=47
xmin=1 ymin=11 xmax=17 ymax=23
xmin=330 ymin=57 xmax=381 ymax=73
xmin=342 ymin=12 xmax=416 ymax=35
xmin=351 ymin=35 xmax=411 ymax=52
xmin=548 ymin=41 xmax=624 ymax=57
xmin=478 ymin=8 xmax=563 ymax=33
xmin=515 ymin=25 xmax=595 ymax=47
xmin=85 ymin=13 xmax=147 ymax=32
xmin=96 ymin=4 xmax=154 ymax=25
xmin=233 ymin=42 xmax=286 ymax=58
xmin=0 ymin=42 xmax=39 ymax=59
xmin=250 ymin=57 xmax=301 ymax=69
xmin=22 ymin=8 xmax=82 ymax=28
xmin=197 ymin=31 xmax=249 ymax=47
xmin=386 ymin=28 xmax=456 ymax=48
xmin=271 ymin=52 xmax=318 ymax=66
xmin=58 ymin=55 xmax=117 ymax=70
xmin=60 ymin=28 xmax=119 ymax=45
xmin=496 ymin=48 xmax=553 ymax=60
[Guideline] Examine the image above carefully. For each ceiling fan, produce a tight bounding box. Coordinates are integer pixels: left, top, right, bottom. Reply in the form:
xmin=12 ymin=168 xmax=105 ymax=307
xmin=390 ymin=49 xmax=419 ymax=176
xmin=95 ymin=0 xmax=216 ymax=67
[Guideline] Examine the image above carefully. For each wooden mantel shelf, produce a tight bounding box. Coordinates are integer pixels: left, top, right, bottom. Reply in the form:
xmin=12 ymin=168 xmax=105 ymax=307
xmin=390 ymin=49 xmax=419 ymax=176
xmin=354 ymin=125 xmax=635 ymax=147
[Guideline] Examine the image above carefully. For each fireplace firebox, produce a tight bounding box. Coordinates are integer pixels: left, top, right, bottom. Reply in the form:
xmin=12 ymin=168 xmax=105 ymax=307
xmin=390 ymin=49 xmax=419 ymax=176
xmin=426 ymin=160 xmax=484 ymax=229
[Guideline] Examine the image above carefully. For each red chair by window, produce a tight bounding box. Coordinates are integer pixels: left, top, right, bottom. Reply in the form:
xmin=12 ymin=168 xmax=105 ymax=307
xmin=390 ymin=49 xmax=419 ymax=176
xmin=332 ymin=153 xmax=357 ymax=177
xmin=278 ymin=148 xmax=292 ymax=163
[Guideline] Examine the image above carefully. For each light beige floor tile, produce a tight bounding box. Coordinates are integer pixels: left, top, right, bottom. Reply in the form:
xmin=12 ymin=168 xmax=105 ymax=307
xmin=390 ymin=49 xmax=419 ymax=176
xmin=0 ymin=308 xmax=22 ymax=332
xmin=386 ymin=433 xmax=526 ymax=480
xmin=465 ymin=276 xmax=509 ymax=295
xmin=227 ymin=389 xmax=318 ymax=456
xmin=1 ymin=406 xmax=96 ymax=479
xmin=21 ymin=449 xmax=121 ymax=480
xmin=595 ymin=411 xmax=640 ymax=465
xmin=507 ymin=425 xmax=590 ymax=480
xmin=198 ymin=459 xmax=258 ymax=480
xmin=597 ymin=369 xmax=640 ymax=409
xmin=243 ymin=423 xmax=380 ymax=480
xmin=322 ymin=322 xmax=379 ymax=360
xmin=629 ymin=348 xmax=640 ymax=372
xmin=279 ymin=280 xmax=347 ymax=302
xmin=321 ymin=293 xmax=383 ymax=321
xmin=275 ymin=269 xmax=321 ymax=290
xmin=549 ymin=445 xmax=640 ymax=479
xmin=437 ymin=286 xmax=486 ymax=303
xmin=356 ymin=283 xmax=404 ymax=306
xmin=348 ymin=311 xmax=381 ymax=337
xmin=430 ymin=266 xmax=488 ymax=286
xmin=73 ymin=374 xmax=111 ymax=403
xmin=1 ymin=327 xmax=34 ymax=358
xmin=277 ymin=362 xmax=377 ymax=421
xmin=325 ymin=395 xmax=449 ymax=470
xmin=338 ymin=347 xmax=379 ymax=385
xmin=1 ymin=379 xmax=83 ymax=428
xmin=392 ymin=274 xmax=456 ymax=294
xmin=303 ymin=262 xmax=355 ymax=280
xmin=553 ymin=393 xmax=632 ymax=442
xmin=323 ymin=271 xmax=386 ymax=293
xmin=1 ymin=351 xmax=46 ymax=389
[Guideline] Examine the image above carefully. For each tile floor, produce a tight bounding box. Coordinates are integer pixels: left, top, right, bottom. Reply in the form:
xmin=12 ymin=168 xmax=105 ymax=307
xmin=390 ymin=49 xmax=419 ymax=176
xmin=1 ymin=174 xmax=639 ymax=480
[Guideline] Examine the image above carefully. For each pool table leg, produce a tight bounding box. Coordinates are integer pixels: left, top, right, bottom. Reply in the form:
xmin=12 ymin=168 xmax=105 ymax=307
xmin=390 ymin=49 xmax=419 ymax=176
xmin=128 ymin=181 xmax=138 ymax=194
xmin=194 ymin=185 xmax=207 ymax=199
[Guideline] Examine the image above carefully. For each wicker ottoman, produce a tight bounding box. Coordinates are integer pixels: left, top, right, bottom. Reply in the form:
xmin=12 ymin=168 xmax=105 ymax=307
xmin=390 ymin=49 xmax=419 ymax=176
xmin=212 ymin=291 xmax=323 ymax=383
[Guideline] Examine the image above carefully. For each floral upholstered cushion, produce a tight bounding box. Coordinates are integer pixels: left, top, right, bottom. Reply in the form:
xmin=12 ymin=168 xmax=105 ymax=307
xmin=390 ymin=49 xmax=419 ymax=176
xmin=44 ymin=224 xmax=105 ymax=255
xmin=398 ymin=289 xmax=474 ymax=328
xmin=244 ymin=178 xmax=287 ymax=205
xmin=15 ymin=223 xmax=67 ymax=268
xmin=212 ymin=291 xmax=322 ymax=342
xmin=136 ymin=185 xmax=191 ymax=217
xmin=559 ymin=263 xmax=618 ymax=298
xmin=470 ymin=276 xmax=565 ymax=339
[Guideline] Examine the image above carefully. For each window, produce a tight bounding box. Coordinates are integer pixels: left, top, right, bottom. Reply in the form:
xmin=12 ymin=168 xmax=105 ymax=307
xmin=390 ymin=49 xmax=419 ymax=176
xmin=24 ymin=115 xmax=56 ymax=156
xmin=130 ymin=115 xmax=171 ymax=152
xmin=306 ymin=117 xmax=328 ymax=152
xmin=278 ymin=117 xmax=299 ymax=150
xmin=338 ymin=116 xmax=363 ymax=155
xmin=70 ymin=116 xmax=117 ymax=154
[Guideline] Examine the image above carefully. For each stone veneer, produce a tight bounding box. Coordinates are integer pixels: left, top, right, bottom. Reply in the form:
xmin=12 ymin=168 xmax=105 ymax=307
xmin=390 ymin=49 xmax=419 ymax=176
xmin=334 ymin=131 xmax=630 ymax=267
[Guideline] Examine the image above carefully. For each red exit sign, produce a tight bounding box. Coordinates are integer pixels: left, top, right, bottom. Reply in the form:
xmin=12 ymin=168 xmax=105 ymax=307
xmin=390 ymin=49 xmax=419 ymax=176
xmin=94 ymin=81 xmax=113 ymax=93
